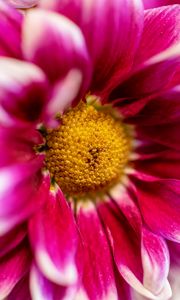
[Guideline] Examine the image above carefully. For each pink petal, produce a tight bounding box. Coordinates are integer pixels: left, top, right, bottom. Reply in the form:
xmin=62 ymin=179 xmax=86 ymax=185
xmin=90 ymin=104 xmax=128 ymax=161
xmin=22 ymin=9 xmax=91 ymax=95
xmin=127 ymin=86 xmax=180 ymax=125
xmin=143 ymin=0 xmax=180 ymax=9
xmin=0 ymin=241 xmax=31 ymax=299
xmin=8 ymin=0 xmax=38 ymax=8
xmin=76 ymin=201 xmax=119 ymax=300
xmin=0 ymin=160 xmax=50 ymax=234
xmin=29 ymin=187 xmax=78 ymax=285
xmin=0 ymin=127 xmax=43 ymax=167
xmin=98 ymin=185 xmax=171 ymax=299
xmin=110 ymin=44 xmax=180 ymax=100
xmin=39 ymin=0 xmax=143 ymax=95
xmin=0 ymin=224 xmax=26 ymax=257
xmin=133 ymin=150 xmax=180 ymax=180
xmin=136 ymin=121 xmax=180 ymax=150
xmin=168 ymin=241 xmax=180 ymax=266
xmin=7 ymin=274 xmax=31 ymax=300
xmin=0 ymin=1 xmax=22 ymax=58
xmin=134 ymin=178 xmax=180 ymax=242
xmin=134 ymin=5 xmax=180 ymax=67
xmin=30 ymin=265 xmax=73 ymax=300
xmin=0 ymin=57 xmax=48 ymax=127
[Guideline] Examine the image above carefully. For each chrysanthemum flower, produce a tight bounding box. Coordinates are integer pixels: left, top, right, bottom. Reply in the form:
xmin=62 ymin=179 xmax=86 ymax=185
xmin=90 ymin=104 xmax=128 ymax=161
xmin=0 ymin=0 xmax=180 ymax=299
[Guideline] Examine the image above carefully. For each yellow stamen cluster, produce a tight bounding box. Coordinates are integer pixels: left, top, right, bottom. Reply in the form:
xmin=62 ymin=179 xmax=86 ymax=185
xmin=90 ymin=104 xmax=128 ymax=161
xmin=45 ymin=103 xmax=131 ymax=197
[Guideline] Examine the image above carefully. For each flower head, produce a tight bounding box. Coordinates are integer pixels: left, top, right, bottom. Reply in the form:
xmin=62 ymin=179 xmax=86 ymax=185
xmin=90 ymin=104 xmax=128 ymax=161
xmin=0 ymin=0 xmax=180 ymax=300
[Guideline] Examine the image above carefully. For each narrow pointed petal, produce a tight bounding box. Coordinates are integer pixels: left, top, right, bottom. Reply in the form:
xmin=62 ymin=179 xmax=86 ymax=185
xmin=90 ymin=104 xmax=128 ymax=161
xmin=29 ymin=187 xmax=78 ymax=285
xmin=0 ymin=163 xmax=50 ymax=234
xmin=0 ymin=241 xmax=31 ymax=300
xmin=22 ymin=9 xmax=91 ymax=96
xmin=134 ymin=178 xmax=180 ymax=242
xmin=0 ymin=58 xmax=48 ymax=127
xmin=39 ymin=0 xmax=144 ymax=94
xmin=76 ymin=201 xmax=118 ymax=300
xmin=0 ymin=1 xmax=22 ymax=58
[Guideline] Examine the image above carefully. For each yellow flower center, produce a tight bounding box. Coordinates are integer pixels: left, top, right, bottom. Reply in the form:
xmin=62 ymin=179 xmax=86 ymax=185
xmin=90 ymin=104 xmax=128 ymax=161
xmin=45 ymin=102 xmax=131 ymax=197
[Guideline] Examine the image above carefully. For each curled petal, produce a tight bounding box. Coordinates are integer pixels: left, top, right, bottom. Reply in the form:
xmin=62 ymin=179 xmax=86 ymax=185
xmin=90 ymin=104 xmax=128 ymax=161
xmin=29 ymin=187 xmax=78 ymax=285
xmin=0 ymin=57 xmax=48 ymax=127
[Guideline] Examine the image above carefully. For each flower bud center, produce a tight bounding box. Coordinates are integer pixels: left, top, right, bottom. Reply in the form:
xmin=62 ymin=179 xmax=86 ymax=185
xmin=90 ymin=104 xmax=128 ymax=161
xmin=45 ymin=102 xmax=131 ymax=197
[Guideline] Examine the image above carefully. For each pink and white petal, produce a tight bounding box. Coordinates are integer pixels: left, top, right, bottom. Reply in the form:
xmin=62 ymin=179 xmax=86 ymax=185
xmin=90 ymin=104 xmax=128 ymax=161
xmin=8 ymin=0 xmax=38 ymax=8
xmin=133 ymin=178 xmax=180 ymax=242
xmin=22 ymin=9 xmax=91 ymax=96
xmin=30 ymin=265 xmax=74 ymax=300
xmin=141 ymin=228 xmax=170 ymax=295
xmin=134 ymin=5 xmax=180 ymax=67
xmin=0 ymin=223 xmax=26 ymax=257
xmin=0 ymin=57 xmax=48 ymax=127
xmin=76 ymin=201 xmax=119 ymax=300
xmin=29 ymin=187 xmax=78 ymax=285
xmin=0 ymin=241 xmax=31 ymax=300
xmin=45 ymin=69 xmax=83 ymax=125
xmin=110 ymin=44 xmax=180 ymax=100
xmin=0 ymin=1 xmax=22 ymax=58
xmin=39 ymin=0 xmax=143 ymax=95
xmin=7 ymin=274 xmax=31 ymax=300
xmin=0 ymin=161 xmax=50 ymax=234
xmin=98 ymin=190 xmax=171 ymax=299
xmin=143 ymin=0 xmax=180 ymax=9
xmin=0 ymin=127 xmax=43 ymax=167
xmin=126 ymin=86 xmax=180 ymax=125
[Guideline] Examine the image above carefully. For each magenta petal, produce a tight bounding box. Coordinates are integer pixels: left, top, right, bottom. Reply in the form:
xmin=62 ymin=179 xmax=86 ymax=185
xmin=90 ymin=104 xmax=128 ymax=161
xmin=76 ymin=202 xmax=118 ymax=300
xmin=0 ymin=1 xmax=22 ymax=58
xmin=22 ymin=9 xmax=91 ymax=93
xmin=8 ymin=0 xmax=38 ymax=8
xmin=110 ymin=44 xmax=180 ymax=99
xmin=0 ymin=58 xmax=48 ymax=127
xmin=0 ymin=241 xmax=31 ymax=299
xmin=127 ymin=87 xmax=180 ymax=125
xmin=30 ymin=265 xmax=71 ymax=300
xmin=0 ymin=160 xmax=50 ymax=234
xmin=39 ymin=0 xmax=143 ymax=94
xmin=143 ymin=0 xmax=180 ymax=9
xmin=134 ymin=179 xmax=180 ymax=242
xmin=29 ymin=187 xmax=78 ymax=285
xmin=98 ymin=186 xmax=171 ymax=299
xmin=7 ymin=274 xmax=31 ymax=300
xmin=137 ymin=121 xmax=180 ymax=151
xmin=134 ymin=5 xmax=180 ymax=66
xmin=0 ymin=224 xmax=26 ymax=258
xmin=0 ymin=127 xmax=43 ymax=167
